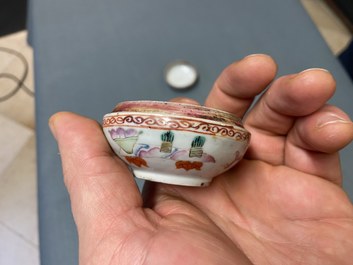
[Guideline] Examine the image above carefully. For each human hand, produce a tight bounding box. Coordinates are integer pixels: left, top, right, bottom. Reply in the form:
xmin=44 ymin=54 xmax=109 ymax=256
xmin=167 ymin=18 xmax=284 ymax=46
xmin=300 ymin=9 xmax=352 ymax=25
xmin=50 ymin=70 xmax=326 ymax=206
xmin=50 ymin=54 xmax=353 ymax=264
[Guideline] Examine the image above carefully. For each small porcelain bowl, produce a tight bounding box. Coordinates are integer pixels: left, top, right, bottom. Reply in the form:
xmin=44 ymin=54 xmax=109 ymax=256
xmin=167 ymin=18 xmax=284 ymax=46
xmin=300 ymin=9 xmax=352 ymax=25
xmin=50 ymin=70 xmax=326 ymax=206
xmin=102 ymin=100 xmax=250 ymax=187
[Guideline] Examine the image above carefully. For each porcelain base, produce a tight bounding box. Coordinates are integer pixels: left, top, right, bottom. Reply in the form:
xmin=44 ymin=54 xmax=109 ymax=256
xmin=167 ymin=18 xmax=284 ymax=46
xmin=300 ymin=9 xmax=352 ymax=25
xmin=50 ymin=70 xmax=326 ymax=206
xmin=133 ymin=169 xmax=212 ymax=187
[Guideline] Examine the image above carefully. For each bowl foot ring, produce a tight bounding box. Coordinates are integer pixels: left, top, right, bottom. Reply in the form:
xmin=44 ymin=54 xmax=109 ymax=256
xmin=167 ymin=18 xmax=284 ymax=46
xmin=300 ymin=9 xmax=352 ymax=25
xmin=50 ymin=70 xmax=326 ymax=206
xmin=133 ymin=169 xmax=211 ymax=187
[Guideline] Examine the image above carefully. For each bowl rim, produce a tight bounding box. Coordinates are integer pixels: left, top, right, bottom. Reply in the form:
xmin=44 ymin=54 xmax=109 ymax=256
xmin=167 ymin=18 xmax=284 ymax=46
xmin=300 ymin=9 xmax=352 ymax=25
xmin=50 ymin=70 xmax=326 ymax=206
xmin=107 ymin=100 xmax=245 ymax=128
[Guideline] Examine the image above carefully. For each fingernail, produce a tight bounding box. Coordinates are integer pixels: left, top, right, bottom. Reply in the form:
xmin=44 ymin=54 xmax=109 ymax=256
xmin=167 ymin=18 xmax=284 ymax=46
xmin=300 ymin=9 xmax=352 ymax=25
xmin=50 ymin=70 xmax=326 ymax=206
xmin=48 ymin=115 xmax=58 ymax=139
xmin=169 ymin=97 xmax=200 ymax=105
xmin=317 ymin=113 xmax=352 ymax=128
xmin=243 ymin=53 xmax=271 ymax=60
xmin=299 ymin=68 xmax=329 ymax=74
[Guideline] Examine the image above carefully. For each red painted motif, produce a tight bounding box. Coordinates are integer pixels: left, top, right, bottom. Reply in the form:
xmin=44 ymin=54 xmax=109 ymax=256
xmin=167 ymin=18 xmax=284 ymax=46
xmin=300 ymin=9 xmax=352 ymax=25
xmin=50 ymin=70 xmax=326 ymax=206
xmin=125 ymin=156 xmax=148 ymax=168
xmin=175 ymin=161 xmax=203 ymax=171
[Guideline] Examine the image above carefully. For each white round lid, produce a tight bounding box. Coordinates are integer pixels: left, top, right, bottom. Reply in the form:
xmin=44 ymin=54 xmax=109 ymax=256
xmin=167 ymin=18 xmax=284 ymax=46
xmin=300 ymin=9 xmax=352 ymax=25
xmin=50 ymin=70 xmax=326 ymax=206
xmin=164 ymin=61 xmax=198 ymax=89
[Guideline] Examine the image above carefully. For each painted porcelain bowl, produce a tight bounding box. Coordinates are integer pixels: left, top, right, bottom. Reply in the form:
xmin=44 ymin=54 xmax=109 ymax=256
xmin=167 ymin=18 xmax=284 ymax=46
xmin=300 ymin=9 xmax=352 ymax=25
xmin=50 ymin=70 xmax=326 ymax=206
xmin=102 ymin=100 xmax=250 ymax=187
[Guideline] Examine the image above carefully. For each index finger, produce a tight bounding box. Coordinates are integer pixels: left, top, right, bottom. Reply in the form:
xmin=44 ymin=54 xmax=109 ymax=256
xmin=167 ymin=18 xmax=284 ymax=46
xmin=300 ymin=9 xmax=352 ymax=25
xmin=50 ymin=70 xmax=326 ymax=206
xmin=205 ymin=54 xmax=277 ymax=117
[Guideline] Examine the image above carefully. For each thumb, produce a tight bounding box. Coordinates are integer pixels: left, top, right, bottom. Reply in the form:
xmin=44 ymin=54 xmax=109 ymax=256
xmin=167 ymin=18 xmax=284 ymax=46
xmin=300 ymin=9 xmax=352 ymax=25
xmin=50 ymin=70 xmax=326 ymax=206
xmin=49 ymin=112 xmax=142 ymax=232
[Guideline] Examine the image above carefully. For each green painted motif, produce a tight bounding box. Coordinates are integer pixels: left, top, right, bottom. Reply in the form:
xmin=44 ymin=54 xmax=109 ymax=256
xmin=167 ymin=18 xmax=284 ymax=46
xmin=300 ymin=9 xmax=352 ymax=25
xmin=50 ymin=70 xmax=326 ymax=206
xmin=189 ymin=136 xmax=206 ymax=158
xmin=160 ymin=131 xmax=175 ymax=153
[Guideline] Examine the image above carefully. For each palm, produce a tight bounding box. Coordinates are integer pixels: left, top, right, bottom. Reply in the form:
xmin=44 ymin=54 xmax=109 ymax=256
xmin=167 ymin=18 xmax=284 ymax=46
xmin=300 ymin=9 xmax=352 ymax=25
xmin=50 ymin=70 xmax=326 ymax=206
xmin=80 ymin=159 xmax=353 ymax=264
xmin=134 ymin=153 xmax=353 ymax=264
xmin=51 ymin=55 xmax=353 ymax=264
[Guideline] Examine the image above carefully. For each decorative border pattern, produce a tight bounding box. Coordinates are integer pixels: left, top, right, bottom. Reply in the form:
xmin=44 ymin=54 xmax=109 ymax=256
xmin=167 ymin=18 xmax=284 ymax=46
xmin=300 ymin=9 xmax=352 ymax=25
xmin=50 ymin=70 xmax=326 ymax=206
xmin=103 ymin=115 xmax=250 ymax=141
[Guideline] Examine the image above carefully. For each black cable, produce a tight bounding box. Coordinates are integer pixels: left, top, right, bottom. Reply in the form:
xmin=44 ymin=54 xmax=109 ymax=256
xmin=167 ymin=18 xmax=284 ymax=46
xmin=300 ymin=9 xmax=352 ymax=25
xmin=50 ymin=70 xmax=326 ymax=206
xmin=0 ymin=46 xmax=34 ymax=102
